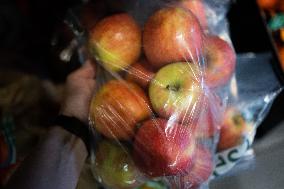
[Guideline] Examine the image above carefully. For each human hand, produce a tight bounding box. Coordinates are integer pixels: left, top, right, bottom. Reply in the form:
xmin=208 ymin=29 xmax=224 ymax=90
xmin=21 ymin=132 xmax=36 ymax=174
xmin=60 ymin=60 xmax=96 ymax=123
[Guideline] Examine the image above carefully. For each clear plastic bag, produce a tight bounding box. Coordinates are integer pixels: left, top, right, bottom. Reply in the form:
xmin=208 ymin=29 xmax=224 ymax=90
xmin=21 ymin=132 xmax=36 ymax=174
xmin=213 ymin=52 xmax=283 ymax=178
xmin=60 ymin=0 xmax=284 ymax=188
xmin=84 ymin=0 xmax=236 ymax=188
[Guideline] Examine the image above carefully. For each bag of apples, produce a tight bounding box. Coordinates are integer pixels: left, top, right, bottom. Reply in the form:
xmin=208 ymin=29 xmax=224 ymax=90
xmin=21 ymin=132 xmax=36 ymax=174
xmin=85 ymin=0 xmax=235 ymax=188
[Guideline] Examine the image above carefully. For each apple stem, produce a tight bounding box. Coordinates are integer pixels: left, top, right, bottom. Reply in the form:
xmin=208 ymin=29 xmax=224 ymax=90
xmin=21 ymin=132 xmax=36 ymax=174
xmin=166 ymin=84 xmax=180 ymax=92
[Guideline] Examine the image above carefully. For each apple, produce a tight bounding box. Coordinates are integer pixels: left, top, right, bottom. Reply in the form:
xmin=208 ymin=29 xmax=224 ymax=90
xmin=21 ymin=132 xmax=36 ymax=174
xmin=90 ymin=80 xmax=151 ymax=140
xmin=181 ymin=145 xmax=213 ymax=188
xmin=89 ymin=13 xmax=141 ymax=72
xmin=149 ymin=62 xmax=204 ymax=124
xmin=125 ymin=59 xmax=155 ymax=89
xmin=180 ymin=0 xmax=208 ymax=30
xmin=137 ymin=181 xmax=167 ymax=189
xmin=204 ymin=35 xmax=236 ymax=88
xmin=94 ymin=140 xmax=142 ymax=189
xmin=194 ymin=102 xmax=215 ymax=139
xmin=143 ymin=7 xmax=203 ymax=69
xmin=133 ymin=118 xmax=196 ymax=177
xmin=217 ymin=107 xmax=247 ymax=152
xmin=195 ymin=93 xmax=223 ymax=139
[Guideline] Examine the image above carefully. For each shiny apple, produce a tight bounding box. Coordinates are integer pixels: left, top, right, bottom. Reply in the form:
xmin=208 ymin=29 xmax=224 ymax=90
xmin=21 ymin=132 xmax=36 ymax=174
xmin=90 ymin=80 xmax=151 ymax=140
xmin=89 ymin=13 xmax=141 ymax=72
xmin=143 ymin=7 xmax=203 ymax=68
xmin=149 ymin=62 xmax=204 ymax=124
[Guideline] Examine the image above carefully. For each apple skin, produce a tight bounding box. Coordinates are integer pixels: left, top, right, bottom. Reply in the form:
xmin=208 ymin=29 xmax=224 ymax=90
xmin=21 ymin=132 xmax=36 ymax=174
xmin=149 ymin=62 xmax=204 ymax=124
xmin=204 ymin=35 xmax=236 ymax=88
xmin=194 ymin=102 xmax=215 ymax=139
xmin=195 ymin=93 xmax=223 ymax=139
xmin=217 ymin=107 xmax=247 ymax=152
xmin=143 ymin=7 xmax=203 ymax=69
xmin=126 ymin=59 xmax=155 ymax=89
xmin=181 ymin=145 xmax=213 ymax=188
xmin=90 ymin=80 xmax=151 ymax=140
xmin=89 ymin=13 xmax=141 ymax=72
xmin=133 ymin=118 xmax=196 ymax=177
xmin=180 ymin=0 xmax=208 ymax=30
xmin=95 ymin=140 xmax=142 ymax=189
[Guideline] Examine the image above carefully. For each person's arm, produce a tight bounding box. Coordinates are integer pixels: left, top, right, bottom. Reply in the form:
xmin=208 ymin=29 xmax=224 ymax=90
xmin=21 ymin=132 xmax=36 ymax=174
xmin=6 ymin=60 xmax=96 ymax=189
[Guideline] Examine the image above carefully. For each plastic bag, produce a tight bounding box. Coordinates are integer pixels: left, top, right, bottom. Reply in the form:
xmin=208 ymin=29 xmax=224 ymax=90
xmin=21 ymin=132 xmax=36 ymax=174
xmin=213 ymin=52 xmax=283 ymax=177
xmin=57 ymin=0 xmax=284 ymax=187
xmin=83 ymin=0 xmax=236 ymax=188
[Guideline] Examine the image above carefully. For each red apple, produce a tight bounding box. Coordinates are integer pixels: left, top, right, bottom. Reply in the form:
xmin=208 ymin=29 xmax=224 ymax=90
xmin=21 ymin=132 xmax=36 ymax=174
xmin=133 ymin=118 xmax=196 ymax=177
xmin=143 ymin=7 xmax=203 ymax=69
xmin=217 ymin=107 xmax=247 ymax=152
xmin=195 ymin=103 xmax=215 ymax=139
xmin=181 ymin=145 xmax=213 ymax=188
xmin=180 ymin=0 xmax=208 ymax=30
xmin=149 ymin=62 xmax=204 ymax=125
xmin=125 ymin=59 xmax=155 ymax=89
xmin=89 ymin=13 xmax=141 ymax=72
xmin=95 ymin=140 xmax=143 ymax=189
xmin=90 ymin=80 xmax=151 ymax=140
xmin=204 ymin=35 xmax=236 ymax=88
xmin=195 ymin=93 xmax=223 ymax=139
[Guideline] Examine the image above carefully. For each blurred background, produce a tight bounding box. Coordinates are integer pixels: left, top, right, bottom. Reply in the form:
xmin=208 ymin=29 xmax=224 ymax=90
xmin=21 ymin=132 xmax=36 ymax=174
xmin=0 ymin=0 xmax=283 ymax=188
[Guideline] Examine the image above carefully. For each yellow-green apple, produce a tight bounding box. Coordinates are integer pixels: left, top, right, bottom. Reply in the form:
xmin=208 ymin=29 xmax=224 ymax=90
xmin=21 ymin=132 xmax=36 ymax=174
xmin=90 ymin=80 xmax=151 ymax=140
xmin=133 ymin=118 xmax=196 ymax=177
xmin=180 ymin=0 xmax=208 ymax=30
xmin=126 ymin=59 xmax=155 ymax=89
xmin=95 ymin=140 xmax=142 ymax=189
xmin=89 ymin=13 xmax=141 ymax=72
xmin=204 ymin=35 xmax=236 ymax=88
xmin=143 ymin=7 xmax=203 ymax=69
xmin=149 ymin=62 xmax=204 ymax=124
xmin=217 ymin=107 xmax=247 ymax=151
xmin=181 ymin=145 xmax=213 ymax=188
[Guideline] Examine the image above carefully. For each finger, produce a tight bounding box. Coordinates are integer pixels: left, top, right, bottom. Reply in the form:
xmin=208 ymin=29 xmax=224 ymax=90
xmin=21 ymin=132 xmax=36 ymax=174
xmin=73 ymin=60 xmax=96 ymax=79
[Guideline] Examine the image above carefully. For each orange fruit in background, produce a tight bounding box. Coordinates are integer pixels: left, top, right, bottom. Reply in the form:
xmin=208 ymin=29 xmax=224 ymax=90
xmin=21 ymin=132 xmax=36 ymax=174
xmin=278 ymin=46 xmax=284 ymax=71
xmin=257 ymin=0 xmax=278 ymax=10
xmin=277 ymin=0 xmax=284 ymax=12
